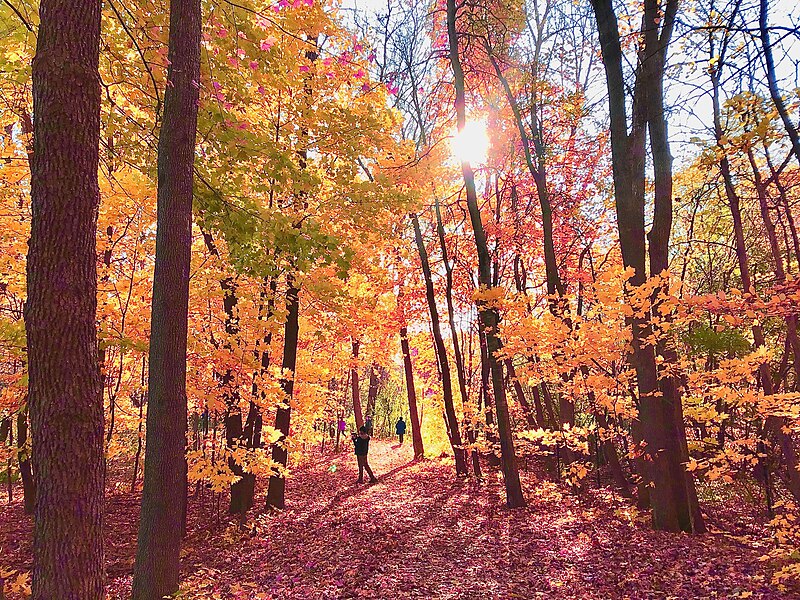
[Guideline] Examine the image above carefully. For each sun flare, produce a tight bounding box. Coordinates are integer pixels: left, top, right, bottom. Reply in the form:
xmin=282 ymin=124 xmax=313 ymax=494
xmin=451 ymin=118 xmax=490 ymax=166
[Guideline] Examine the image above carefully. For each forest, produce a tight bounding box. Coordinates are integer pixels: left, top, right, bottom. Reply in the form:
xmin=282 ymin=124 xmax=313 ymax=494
xmin=1 ymin=0 xmax=800 ymax=597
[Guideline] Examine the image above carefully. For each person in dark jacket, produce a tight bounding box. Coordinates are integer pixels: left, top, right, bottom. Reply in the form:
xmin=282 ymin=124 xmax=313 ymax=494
xmin=352 ymin=426 xmax=377 ymax=483
xmin=395 ymin=417 xmax=407 ymax=445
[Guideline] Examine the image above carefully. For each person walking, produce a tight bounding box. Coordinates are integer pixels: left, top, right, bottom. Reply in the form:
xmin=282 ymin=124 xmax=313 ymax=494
xmin=352 ymin=426 xmax=377 ymax=484
xmin=395 ymin=417 xmax=407 ymax=445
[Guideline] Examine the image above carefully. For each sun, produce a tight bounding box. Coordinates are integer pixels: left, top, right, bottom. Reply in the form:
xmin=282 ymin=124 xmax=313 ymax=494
xmin=451 ymin=118 xmax=490 ymax=166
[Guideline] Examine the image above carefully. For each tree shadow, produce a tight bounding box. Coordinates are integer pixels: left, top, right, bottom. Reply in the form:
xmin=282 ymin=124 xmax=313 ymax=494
xmin=297 ymin=459 xmax=419 ymax=526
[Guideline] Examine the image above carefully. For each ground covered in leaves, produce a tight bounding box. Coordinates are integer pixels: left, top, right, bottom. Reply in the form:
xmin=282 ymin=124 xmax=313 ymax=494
xmin=1 ymin=441 xmax=794 ymax=599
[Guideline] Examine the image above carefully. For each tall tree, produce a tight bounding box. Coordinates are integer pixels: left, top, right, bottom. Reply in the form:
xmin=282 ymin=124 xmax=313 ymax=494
xmin=446 ymin=0 xmax=525 ymax=507
xmin=590 ymin=0 xmax=703 ymax=532
xmin=431 ymin=199 xmax=482 ymax=477
xmin=26 ymin=1 xmax=104 ymax=595
xmin=412 ymin=212 xmax=468 ymax=475
xmin=266 ymin=277 xmax=300 ymax=509
xmin=131 ymin=0 xmax=201 ymax=596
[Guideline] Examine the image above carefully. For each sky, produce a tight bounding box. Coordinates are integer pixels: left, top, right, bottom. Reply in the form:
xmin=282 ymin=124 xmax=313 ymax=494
xmin=335 ymin=0 xmax=800 ymax=167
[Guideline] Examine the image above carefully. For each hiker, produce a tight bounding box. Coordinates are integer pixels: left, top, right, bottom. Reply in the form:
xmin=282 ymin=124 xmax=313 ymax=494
xmin=364 ymin=414 xmax=374 ymax=436
xmin=338 ymin=417 xmax=346 ymax=434
xmin=395 ymin=417 xmax=407 ymax=445
xmin=352 ymin=426 xmax=377 ymax=483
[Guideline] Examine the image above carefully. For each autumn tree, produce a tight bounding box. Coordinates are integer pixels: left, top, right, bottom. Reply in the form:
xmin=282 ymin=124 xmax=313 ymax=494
xmin=446 ymin=0 xmax=525 ymax=507
xmin=132 ymin=0 xmax=201 ymax=596
xmin=22 ymin=1 xmax=106 ymax=597
xmin=590 ymin=0 xmax=703 ymax=532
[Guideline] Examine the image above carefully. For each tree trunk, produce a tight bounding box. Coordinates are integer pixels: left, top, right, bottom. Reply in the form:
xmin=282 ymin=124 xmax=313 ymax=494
xmin=446 ymin=0 xmax=524 ymax=506
xmin=412 ymin=213 xmax=468 ymax=475
xmin=479 ymin=329 xmax=495 ymax=429
xmin=351 ymin=340 xmax=364 ymax=429
xmin=646 ymin=16 xmax=704 ymax=533
xmin=747 ymin=148 xmax=800 ymax=369
xmin=266 ymin=277 xmax=300 ymax=509
xmin=400 ymin=327 xmax=425 ymax=458
xmin=595 ymin=410 xmax=633 ymax=498
xmin=433 ymin=198 xmax=481 ymax=477
xmin=591 ymin=0 xmax=700 ymax=532
xmin=200 ymin=231 xmax=255 ymax=517
xmin=1 ymin=417 xmax=10 ymax=505
xmin=530 ymin=385 xmax=547 ymax=429
xmin=132 ymin=0 xmax=201 ymax=596
xmin=26 ymin=1 xmax=105 ymax=596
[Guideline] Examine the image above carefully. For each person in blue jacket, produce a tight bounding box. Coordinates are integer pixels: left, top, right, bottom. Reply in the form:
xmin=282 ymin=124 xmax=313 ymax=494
xmin=395 ymin=417 xmax=407 ymax=445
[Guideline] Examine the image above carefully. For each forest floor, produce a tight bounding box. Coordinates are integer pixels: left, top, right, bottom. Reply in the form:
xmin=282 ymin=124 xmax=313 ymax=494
xmin=1 ymin=440 xmax=795 ymax=599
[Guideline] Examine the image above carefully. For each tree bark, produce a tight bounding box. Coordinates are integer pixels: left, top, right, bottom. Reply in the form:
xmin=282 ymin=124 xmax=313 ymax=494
xmin=201 ymin=231 xmax=257 ymax=518
xmin=505 ymin=360 xmax=537 ymax=429
xmin=132 ymin=0 xmax=201 ymax=596
xmin=595 ymin=410 xmax=633 ymax=497
xmin=645 ymin=7 xmax=704 ymax=532
xmin=446 ymin=0 xmax=524 ymax=506
xmin=266 ymin=277 xmax=300 ymax=509
xmin=26 ymin=0 xmax=105 ymax=596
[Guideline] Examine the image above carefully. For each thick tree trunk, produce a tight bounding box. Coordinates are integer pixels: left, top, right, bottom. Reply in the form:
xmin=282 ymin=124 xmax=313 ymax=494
xmin=266 ymin=278 xmax=300 ymax=509
xmin=26 ymin=1 xmax=105 ymax=596
xmin=400 ymin=327 xmax=426 ymax=458
xmin=132 ymin=0 xmax=201 ymax=596
xmin=412 ymin=213 xmax=469 ymax=475
xmin=446 ymin=0 xmax=524 ymax=506
xmin=646 ymin=22 xmax=704 ymax=533
xmin=591 ymin=0 xmax=700 ymax=532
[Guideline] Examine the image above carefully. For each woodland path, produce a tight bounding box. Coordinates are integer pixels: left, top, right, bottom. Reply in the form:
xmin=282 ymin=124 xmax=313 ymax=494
xmin=0 ymin=441 xmax=793 ymax=599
